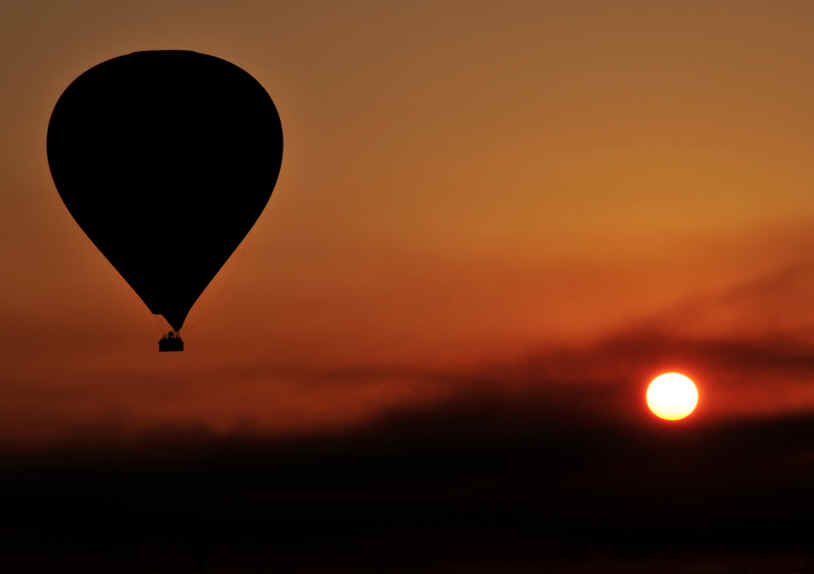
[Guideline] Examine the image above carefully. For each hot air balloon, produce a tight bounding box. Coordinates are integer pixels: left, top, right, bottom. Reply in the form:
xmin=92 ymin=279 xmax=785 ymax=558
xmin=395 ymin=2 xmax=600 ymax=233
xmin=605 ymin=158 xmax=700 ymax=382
xmin=47 ymin=51 xmax=283 ymax=351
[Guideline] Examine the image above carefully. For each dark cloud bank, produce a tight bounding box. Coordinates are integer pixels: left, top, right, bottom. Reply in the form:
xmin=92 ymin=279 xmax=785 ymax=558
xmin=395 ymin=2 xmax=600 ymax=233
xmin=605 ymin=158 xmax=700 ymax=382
xmin=6 ymin=265 xmax=814 ymax=571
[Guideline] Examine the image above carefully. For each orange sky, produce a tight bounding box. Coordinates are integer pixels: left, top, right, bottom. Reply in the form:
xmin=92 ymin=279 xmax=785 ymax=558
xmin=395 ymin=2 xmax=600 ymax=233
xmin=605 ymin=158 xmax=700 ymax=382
xmin=4 ymin=1 xmax=814 ymax=445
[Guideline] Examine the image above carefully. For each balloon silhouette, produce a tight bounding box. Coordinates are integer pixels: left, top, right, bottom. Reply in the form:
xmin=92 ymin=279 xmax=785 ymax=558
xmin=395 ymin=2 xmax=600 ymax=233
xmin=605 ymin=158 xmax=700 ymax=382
xmin=47 ymin=51 xmax=283 ymax=343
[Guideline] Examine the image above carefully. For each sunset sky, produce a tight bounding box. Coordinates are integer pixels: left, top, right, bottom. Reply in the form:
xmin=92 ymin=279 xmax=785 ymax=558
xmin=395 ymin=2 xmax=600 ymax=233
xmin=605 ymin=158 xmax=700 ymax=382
xmin=11 ymin=3 xmax=814 ymax=570
xmin=5 ymin=1 xmax=814 ymax=446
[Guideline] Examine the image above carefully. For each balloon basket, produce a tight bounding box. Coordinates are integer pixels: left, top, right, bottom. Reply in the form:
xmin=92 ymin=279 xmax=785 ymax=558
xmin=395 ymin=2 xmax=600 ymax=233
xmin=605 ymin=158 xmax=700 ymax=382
xmin=158 ymin=332 xmax=184 ymax=352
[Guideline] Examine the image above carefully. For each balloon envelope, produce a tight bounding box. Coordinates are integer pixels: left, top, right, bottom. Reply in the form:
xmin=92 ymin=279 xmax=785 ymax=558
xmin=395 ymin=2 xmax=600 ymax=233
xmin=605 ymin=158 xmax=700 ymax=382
xmin=47 ymin=50 xmax=283 ymax=331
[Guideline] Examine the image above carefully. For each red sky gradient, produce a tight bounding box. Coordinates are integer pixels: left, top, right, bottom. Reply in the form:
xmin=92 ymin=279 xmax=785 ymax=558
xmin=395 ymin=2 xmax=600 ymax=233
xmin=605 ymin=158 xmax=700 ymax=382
xmin=4 ymin=2 xmax=814 ymax=446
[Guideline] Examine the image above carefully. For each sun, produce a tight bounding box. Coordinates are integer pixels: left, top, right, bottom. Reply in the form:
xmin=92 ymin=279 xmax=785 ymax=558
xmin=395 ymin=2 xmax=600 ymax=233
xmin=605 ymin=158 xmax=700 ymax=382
xmin=646 ymin=372 xmax=698 ymax=421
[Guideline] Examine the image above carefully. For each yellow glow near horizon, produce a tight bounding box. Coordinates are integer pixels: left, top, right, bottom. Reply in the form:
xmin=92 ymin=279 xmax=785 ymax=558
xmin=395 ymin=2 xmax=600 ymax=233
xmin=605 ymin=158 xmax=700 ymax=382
xmin=646 ymin=372 xmax=699 ymax=421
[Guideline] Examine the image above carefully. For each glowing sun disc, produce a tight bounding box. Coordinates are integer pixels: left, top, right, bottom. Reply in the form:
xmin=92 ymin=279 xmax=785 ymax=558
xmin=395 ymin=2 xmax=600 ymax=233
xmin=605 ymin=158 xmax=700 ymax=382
xmin=646 ymin=372 xmax=698 ymax=421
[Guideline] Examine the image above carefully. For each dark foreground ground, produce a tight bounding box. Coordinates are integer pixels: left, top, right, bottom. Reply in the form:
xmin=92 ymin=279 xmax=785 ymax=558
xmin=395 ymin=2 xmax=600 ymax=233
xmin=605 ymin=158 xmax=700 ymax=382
xmin=4 ymin=399 xmax=814 ymax=572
